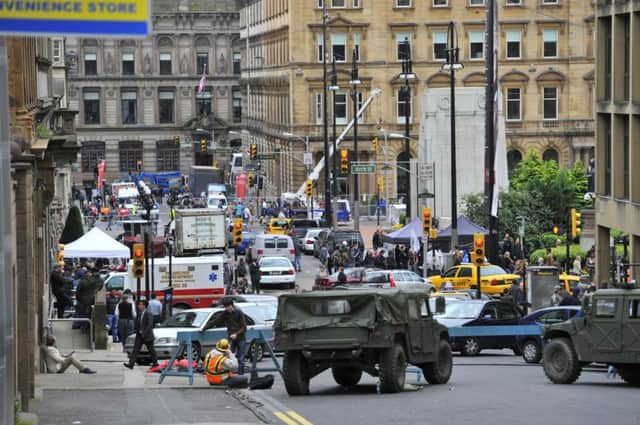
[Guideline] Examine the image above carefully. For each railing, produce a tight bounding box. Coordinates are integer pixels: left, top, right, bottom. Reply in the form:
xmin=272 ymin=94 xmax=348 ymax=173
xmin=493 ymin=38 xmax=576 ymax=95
xmin=506 ymin=119 xmax=594 ymax=133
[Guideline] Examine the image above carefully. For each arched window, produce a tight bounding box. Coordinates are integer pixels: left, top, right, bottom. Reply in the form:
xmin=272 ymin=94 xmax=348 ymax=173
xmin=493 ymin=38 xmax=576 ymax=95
xmin=119 ymin=141 xmax=143 ymax=172
xmin=156 ymin=140 xmax=179 ymax=171
xmin=543 ymin=148 xmax=559 ymax=163
xmin=81 ymin=141 xmax=105 ymax=172
xmin=507 ymin=149 xmax=522 ymax=176
xmin=195 ymin=36 xmax=211 ymax=75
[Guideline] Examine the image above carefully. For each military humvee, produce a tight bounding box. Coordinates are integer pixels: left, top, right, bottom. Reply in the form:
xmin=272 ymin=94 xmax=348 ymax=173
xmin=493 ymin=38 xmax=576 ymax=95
xmin=273 ymin=289 xmax=452 ymax=395
xmin=542 ymin=287 xmax=640 ymax=385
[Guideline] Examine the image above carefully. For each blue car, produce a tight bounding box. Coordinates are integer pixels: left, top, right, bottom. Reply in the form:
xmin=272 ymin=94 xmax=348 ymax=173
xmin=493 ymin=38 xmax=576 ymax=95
xmin=235 ymin=231 xmax=256 ymax=255
xmin=517 ymin=306 xmax=582 ymax=363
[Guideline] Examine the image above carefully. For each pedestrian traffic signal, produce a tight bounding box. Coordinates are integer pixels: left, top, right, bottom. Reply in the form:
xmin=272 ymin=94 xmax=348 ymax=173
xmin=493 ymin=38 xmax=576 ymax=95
xmin=248 ymin=173 xmax=254 ymax=187
xmin=471 ymin=233 xmax=485 ymax=267
xmin=200 ymin=139 xmax=207 ymax=153
xmin=305 ymin=179 xmax=313 ymax=197
xmin=422 ymin=207 xmax=432 ymax=235
xmin=372 ymin=137 xmax=378 ymax=154
xmin=570 ymin=208 xmax=582 ymax=240
xmin=56 ymin=243 xmax=65 ymax=265
xmin=257 ymin=175 xmax=264 ymax=190
xmin=340 ymin=149 xmax=349 ymax=174
xmin=233 ymin=219 xmax=243 ymax=246
xmin=377 ymin=175 xmax=384 ymax=194
xmin=250 ymin=144 xmax=257 ymax=160
xmin=132 ymin=243 xmax=145 ymax=279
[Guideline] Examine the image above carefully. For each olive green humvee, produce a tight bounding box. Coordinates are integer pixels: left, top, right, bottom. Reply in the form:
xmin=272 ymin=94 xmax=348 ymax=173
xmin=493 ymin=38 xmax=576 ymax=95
xmin=273 ymin=289 xmax=451 ymax=395
xmin=543 ymin=287 xmax=640 ymax=385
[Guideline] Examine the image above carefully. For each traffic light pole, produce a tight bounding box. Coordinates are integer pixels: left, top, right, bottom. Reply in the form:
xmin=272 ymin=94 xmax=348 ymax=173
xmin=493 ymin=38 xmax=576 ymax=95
xmin=144 ymin=230 xmax=150 ymax=297
xmin=565 ymin=210 xmax=570 ymax=274
xmin=476 ymin=265 xmax=482 ymax=300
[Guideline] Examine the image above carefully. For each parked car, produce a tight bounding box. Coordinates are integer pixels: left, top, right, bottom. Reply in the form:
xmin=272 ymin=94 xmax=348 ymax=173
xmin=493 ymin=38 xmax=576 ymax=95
xmin=324 ymin=230 xmax=365 ymax=254
xmin=517 ymin=306 xmax=582 ymax=363
xmin=303 ymin=228 xmax=326 ymax=255
xmin=267 ymin=218 xmax=291 ymax=235
xmin=124 ymin=303 xmax=276 ymax=362
xmin=211 ymin=294 xmax=279 ymax=310
xmin=250 ymin=234 xmax=295 ymax=262
xmin=289 ymin=219 xmax=327 ymax=242
xmin=313 ymin=267 xmax=370 ymax=290
xmin=235 ymin=231 xmax=256 ymax=255
xmin=313 ymin=229 xmax=330 ymax=258
xmin=429 ymin=264 xmax=519 ymax=296
xmin=315 ymin=268 xmax=433 ymax=292
xmin=258 ymin=256 xmax=296 ymax=289
xmin=436 ymin=299 xmax=522 ymax=356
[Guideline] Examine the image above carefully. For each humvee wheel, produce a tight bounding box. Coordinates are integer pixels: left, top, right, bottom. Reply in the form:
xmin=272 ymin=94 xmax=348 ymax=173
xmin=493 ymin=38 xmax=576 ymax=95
xmin=283 ymin=351 xmax=310 ymax=395
xmin=461 ymin=337 xmax=481 ymax=356
xmin=543 ymin=338 xmax=582 ymax=384
xmin=379 ymin=344 xmax=406 ymax=393
xmin=331 ymin=366 xmax=363 ymax=387
xmin=421 ymin=339 xmax=453 ymax=385
xmin=618 ymin=366 xmax=640 ymax=386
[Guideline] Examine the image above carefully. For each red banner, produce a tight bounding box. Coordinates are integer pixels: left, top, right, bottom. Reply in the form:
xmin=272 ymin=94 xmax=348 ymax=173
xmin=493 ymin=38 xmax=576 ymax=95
xmin=97 ymin=160 xmax=106 ymax=189
xmin=236 ymin=172 xmax=247 ymax=201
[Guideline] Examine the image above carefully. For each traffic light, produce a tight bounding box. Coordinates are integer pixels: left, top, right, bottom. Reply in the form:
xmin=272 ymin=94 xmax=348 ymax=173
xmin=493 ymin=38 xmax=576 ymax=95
xmin=570 ymin=208 xmax=582 ymax=240
xmin=250 ymin=143 xmax=257 ymax=160
xmin=233 ymin=218 xmax=243 ymax=246
xmin=136 ymin=160 xmax=142 ymax=172
xmin=372 ymin=137 xmax=379 ymax=154
xmin=422 ymin=207 xmax=432 ymax=236
xmin=257 ymin=175 xmax=264 ymax=190
xmin=132 ymin=243 xmax=145 ymax=279
xmin=552 ymin=225 xmax=560 ymax=235
xmin=377 ymin=175 xmax=384 ymax=194
xmin=305 ymin=179 xmax=313 ymax=197
xmin=471 ymin=233 xmax=485 ymax=267
xmin=173 ymin=136 xmax=180 ymax=146
xmin=248 ymin=173 xmax=254 ymax=187
xmin=340 ymin=149 xmax=349 ymax=174
xmin=213 ymin=160 xmax=219 ymax=169
xmin=56 ymin=243 xmax=65 ymax=265
xmin=200 ymin=139 xmax=207 ymax=153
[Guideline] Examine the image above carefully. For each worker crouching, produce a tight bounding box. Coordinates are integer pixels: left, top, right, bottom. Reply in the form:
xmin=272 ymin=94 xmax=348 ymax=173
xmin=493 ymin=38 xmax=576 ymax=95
xmin=204 ymin=339 xmax=249 ymax=388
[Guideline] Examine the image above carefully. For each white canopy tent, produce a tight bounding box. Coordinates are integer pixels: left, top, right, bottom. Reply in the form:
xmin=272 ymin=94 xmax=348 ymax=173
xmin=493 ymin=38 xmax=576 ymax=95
xmin=63 ymin=227 xmax=130 ymax=259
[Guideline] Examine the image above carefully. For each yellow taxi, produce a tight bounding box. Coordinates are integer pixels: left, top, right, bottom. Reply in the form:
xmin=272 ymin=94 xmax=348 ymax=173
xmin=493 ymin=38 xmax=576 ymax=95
xmin=430 ymin=264 xmax=520 ymax=296
xmin=431 ymin=291 xmax=473 ymax=300
xmin=267 ymin=218 xmax=292 ymax=235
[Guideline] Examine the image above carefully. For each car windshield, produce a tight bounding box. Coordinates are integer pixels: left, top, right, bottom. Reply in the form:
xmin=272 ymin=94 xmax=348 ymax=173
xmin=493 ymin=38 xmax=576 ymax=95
xmin=162 ymin=311 xmax=211 ymax=328
xmin=260 ymin=258 xmax=290 ymax=268
xmin=271 ymin=220 xmax=289 ymax=227
xmin=480 ymin=265 xmax=508 ymax=276
xmin=336 ymin=233 xmax=361 ymax=242
xmin=438 ymin=301 xmax=484 ymax=319
xmin=242 ymin=304 xmax=277 ymax=323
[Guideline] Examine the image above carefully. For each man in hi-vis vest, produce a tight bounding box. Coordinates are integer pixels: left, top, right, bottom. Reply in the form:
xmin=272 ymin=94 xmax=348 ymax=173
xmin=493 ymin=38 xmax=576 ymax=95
xmin=203 ymin=339 xmax=248 ymax=388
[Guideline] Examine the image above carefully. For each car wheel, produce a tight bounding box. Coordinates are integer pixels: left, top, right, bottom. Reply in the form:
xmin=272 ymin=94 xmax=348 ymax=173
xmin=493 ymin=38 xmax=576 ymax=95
xmin=378 ymin=343 xmax=406 ymax=393
xmin=543 ymin=337 xmax=582 ymax=384
xmin=522 ymin=340 xmax=542 ymax=364
xmin=421 ymin=339 xmax=453 ymax=385
xmin=461 ymin=337 xmax=481 ymax=356
xmin=331 ymin=366 xmax=363 ymax=387
xmin=289 ymin=282 xmax=296 ymax=290
xmin=283 ymin=351 xmax=310 ymax=396
xmin=618 ymin=366 xmax=640 ymax=386
xmin=190 ymin=342 xmax=202 ymax=360
xmin=247 ymin=341 xmax=264 ymax=362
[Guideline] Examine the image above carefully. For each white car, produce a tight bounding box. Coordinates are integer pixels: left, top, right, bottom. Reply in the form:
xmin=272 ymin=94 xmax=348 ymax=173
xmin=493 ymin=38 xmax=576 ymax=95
xmin=259 ymin=256 xmax=296 ymax=289
xmin=303 ymin=229 xmax=325 ymax=255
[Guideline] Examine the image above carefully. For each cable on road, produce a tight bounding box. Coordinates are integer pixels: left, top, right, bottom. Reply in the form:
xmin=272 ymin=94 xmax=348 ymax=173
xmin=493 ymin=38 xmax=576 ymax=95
xmin=227 ymin=388 xmax=273 ymax=424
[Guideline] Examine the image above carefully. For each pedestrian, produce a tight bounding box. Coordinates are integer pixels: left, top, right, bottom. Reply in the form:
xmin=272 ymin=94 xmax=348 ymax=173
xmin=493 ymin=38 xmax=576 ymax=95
xmin=559 ymin=287 xmax=581 ymax=306
xmin=75 ymin=269 xmax=103 ymax=331
xmin=572 ymin=255 xmax=582 ymax=276
xmin=294 ymin=239 xmax=303 ymax=272
xmin=202 ymin=298 xmax=248 ymax=374
xmin=203 ymin=338 xmax=248 ymax=388
xmin=50 ymin=265 xmax=71 ymax=319
xmin=507 ymin=280 xmax=525 ymax=314
xmin=249 ymin=259 xmax=261 ymax=294
xmin=106 ymin=289 xmax=120 ymax=343
xmin=235 ymin=258 xmax=249 ymax=290
xmin=148 ymin=293 xmax=163 ymax=326
xmin=116 ymin=293 xmax=135 ymax=350
xmin=124 ymin=299 xmax=158 ymax=370
xmin=550 ymin=285 xmax=563 ymax=306
xmin=224 ymin=260 xmax=234 ymax=295
xmin=337 ymin=266 xmax=347 ymax=285
xmin=43 ymin=336 xmax=95 ymax=374
xmin=106 ymin=209 xmax=114 ymax=231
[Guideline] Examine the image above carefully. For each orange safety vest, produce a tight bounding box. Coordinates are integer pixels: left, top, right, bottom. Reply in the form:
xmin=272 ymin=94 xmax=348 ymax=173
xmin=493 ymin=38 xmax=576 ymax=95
xmin=204 ymin=352 xmax=234 ymax=385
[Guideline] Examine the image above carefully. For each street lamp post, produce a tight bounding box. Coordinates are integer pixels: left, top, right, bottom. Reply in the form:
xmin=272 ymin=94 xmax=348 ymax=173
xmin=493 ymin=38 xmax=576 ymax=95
xmin=444 ymin=21 xmax=463 ymax=251
xmin=401 ymin=37 xmax=413 ymax=220
xmin=321 ymin=1 xmax=332 ymax=228
xmin=330 ymin=57 xmax=339 ymax=201
xmin=350 ymin=49 xmax=361 ymax=231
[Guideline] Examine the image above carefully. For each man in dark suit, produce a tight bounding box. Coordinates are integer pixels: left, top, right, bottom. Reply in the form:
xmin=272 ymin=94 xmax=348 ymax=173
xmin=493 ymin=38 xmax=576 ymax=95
xmin=124 ymin=300 xmax=158 ymax=369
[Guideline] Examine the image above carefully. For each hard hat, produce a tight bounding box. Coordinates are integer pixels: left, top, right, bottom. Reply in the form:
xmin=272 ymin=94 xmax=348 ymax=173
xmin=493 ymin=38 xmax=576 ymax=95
xmin=216 ymin=338 xmax=230 ymax=352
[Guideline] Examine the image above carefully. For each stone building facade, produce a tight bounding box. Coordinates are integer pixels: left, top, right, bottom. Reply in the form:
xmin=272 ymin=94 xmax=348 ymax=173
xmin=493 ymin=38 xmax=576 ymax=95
xmin=239 ymin=0 xmax=595 ymax=201
xmin=67 ymin=0 xmax=243 ymax=187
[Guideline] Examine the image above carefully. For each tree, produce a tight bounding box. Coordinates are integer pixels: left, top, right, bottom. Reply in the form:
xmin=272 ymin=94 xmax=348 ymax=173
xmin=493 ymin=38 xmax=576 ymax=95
xmin=60 ymin=206 xmax=85 ymax=244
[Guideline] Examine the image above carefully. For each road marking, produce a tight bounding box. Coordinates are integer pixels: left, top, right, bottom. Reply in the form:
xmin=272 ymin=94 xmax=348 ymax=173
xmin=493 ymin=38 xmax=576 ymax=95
xmin=274 ymin=411 xmax=300 ymax=425
xmin=286 ymin=410 xmax=314 ymax=425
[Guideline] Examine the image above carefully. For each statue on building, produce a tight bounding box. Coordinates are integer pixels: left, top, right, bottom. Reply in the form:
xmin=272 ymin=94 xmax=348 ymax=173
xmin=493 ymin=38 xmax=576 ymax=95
xmin=180 ymin=54 xmax=188 ymax=74
xmin=106 ymin=52 xmax=114 ymax=74
xmin=144 ymin=53 xmax=152 ymax=74
xmin=217 ymin=52 xmax=226 ymax=74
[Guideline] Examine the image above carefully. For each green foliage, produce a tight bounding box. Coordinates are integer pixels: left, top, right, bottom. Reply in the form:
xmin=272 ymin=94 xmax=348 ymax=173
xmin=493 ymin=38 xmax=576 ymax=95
xmin=60 ymin=205 xmax=85 ymax=244
xmin=529 ymin=245 xmax=587 ymax=266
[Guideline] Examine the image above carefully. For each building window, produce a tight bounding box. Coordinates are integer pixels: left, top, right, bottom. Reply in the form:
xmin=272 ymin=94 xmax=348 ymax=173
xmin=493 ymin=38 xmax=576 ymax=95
xmin=332 ymin=0 xmax=345 ymax=6
xmin=603 ymin=115 xmax=612 ymax=196
xmin=196 ymin=52 xmax=208 ymax=74
xmin=232 ymin=87 xmax=242 ymax=122
xmin=353 ymin=0 xmax=360 ymax=7
xmin=469 ymin=31 xmax=484 ymax=60
xmin=506 ymin=88 xmax=521 ymax=121
xmin=84 ymin=53 xmax=97 ymax=75
xmin=433 ymin=31 xmax=448 ymax=60
xmin=156 ymin=140 xmax=180 ymax=171
xmin=622 ymin=15 xmax=630 ymax=101
xmin=121 ymin=90 xmax=137 ymax=124
xmin=353 ymin=33 xmax=360 ymax=62
xmin=233 ymin=52 xmax=241 ymax=74
xmin=83 ymin=90 xmax=100 ymax=125
xmin=122 ymin=53 xmax=135 ymax=75
xmin=396 ymin=0 xmax=411 ymax=6
xmin=542 ymin=148 xmax=559 ymax=163
xmin=469 ymin=0 xmax=484 ymax=5
xmin=543 ymin=87 xmax=558 ymax=120
xmin=397 ymin=88 xmax=412 ymax=124
xmin=505 ymin=0 xmax=521 ymax=4
xmin=543 ymin=29 xmax=558 ymax=58
xmin=396 ymin=33 xmax=411 ymax=61
xmin=334 ymin=91 xmax=347 ymax=124
xmin=603 ymin=18 xmax=611 ymax=101
xmin=332 ymin=33 xmax=347 ymax=62
xmin=507 ymin=150 xmax=522 ymax=176
xmin=158 ymin=90 xmax=175 ymax=124
xmin=433 ymin=0 xmax=448 ymax=6
xmin=52 ymin=38 xmax=63 ymax=65
xmin=542 ymin=0 xmax=558 ymax=4
xmin=81 ymin=141 xmax=105 ymax=173
xmin=196 ymin=87 xmax=212 ymax=115
xmin=317 ymin=33 xmax=324 ymax=63
xmin=317 ymin=0 xmax=323 ymax=6
xmin=159 ymin=53 xmax=172 ymax=75
xmin=621 ymin=115 xmax=630 ymax=199
xmin=357 ymin=91 xmax=364 ymax=123
xmin=119 ymin=141 xmax=143 ymax=172
xmin=315 ymin=92 xmax=323 ymax=125
xmin=506 ymin=30 xmax=521 ymax=59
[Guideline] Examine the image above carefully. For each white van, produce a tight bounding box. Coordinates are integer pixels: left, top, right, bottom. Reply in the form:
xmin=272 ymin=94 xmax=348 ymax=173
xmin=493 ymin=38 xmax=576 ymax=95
xmin=207 ymin=193 xmax=227 ymax=210
xmin=230 ymin=153 xmax=244 ymax=175
xmin=250 ymin=234 xmax=295 ymax=262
